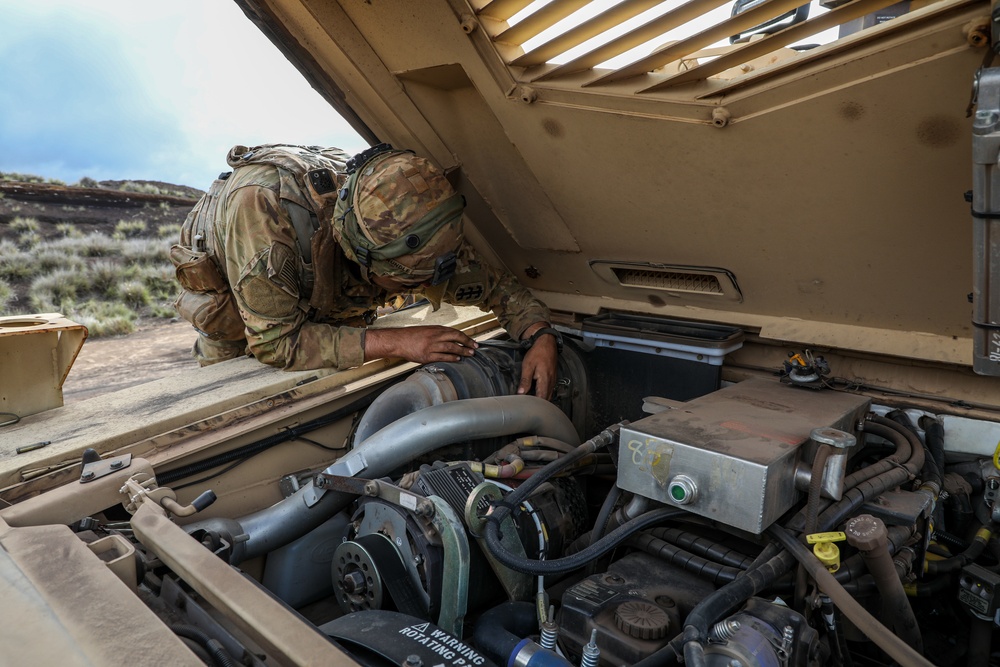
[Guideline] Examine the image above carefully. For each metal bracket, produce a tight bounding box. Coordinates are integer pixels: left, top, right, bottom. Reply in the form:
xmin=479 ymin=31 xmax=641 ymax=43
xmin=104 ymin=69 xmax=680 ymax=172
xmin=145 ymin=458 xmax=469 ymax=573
xmin=429 ymin=495 xmax=470 ymax=636
xmin=304 ymin=453 xmax=370 ymax=507
xmin=316 ymin=474 xmax=435 ymax=519
xmin=464 ymin=481 xmax=534 ymax=601
xmin=81 ymin=453 xmax=132 ymax=483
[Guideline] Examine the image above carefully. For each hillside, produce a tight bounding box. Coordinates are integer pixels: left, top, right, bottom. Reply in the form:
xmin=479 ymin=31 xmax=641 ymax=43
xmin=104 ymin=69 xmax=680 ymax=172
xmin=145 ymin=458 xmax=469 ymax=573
xmin=0 ymin=178 xmax=205 ymax=401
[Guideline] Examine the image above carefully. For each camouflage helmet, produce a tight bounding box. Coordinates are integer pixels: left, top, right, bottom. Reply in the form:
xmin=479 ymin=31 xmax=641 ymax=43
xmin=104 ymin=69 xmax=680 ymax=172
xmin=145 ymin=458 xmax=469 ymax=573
xmin=332 ymin=147 xmax=464 ymax=288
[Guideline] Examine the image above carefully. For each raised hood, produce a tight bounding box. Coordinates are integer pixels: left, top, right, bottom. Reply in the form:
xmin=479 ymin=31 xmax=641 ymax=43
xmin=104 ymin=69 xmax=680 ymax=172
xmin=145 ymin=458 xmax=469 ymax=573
xmin=234 ymin=0 xmax=996 ymax=408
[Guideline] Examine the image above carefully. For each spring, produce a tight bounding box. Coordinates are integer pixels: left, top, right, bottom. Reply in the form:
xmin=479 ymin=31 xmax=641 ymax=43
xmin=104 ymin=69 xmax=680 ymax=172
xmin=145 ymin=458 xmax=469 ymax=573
xmin=539 ymin=605 xmax=558 ymax=651
xmin=710 ymin=619 xmax=741 ymax=642
xmin=580 ymin=630 xmax=600 ymax=667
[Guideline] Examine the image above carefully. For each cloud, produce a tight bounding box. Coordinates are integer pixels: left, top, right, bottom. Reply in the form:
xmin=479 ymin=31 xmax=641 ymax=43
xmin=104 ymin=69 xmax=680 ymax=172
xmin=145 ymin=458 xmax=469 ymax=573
xmin=0 ymin=2 xmax=364 ymax=187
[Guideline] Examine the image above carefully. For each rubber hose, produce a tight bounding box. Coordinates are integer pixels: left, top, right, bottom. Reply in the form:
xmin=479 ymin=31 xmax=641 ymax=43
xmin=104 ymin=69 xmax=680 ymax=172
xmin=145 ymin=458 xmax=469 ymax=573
xmin=925 ymin=525 xmax=990 ymax=574
xmin=646 ymin=527 xmax=754 ymax=569
xmin=799 ymin=444 xmax=835 ymax=612
xmin=629 ymin=532 xmax=743 ymax=584
xmin=589 ymin=484 xmax=622 ymax=546
xmin=472 ymin=602 xmax=570 ymax=667
xmin=767 ymin=525 xmax=933 ymax=667
xmin=845 ymin=515 xmax=923 ymax=654
xmin=172 ymin=624 xmax=239 ymax=667
xmin=886 ymin=410 xmax=942 ymax=488
xmin=918 ymin=415 xmax=946 ymax=476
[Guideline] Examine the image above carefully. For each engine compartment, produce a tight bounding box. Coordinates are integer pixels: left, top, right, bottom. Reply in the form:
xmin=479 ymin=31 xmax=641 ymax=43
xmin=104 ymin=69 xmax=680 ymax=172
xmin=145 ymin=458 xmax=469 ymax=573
xmin=3 ymin=320 xmax=999 ymax=666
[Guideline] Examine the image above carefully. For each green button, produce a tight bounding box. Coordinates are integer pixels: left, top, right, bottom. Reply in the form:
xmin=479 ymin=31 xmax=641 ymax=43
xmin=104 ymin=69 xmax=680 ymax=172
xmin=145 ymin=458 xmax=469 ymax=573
xmin=669 ymin=484 xmax=687 ymax=502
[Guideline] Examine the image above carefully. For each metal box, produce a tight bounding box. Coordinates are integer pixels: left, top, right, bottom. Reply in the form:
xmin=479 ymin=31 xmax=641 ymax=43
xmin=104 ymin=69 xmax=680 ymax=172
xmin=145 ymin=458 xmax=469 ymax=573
xmin=617 ymin=379 xmax=870 ymax=534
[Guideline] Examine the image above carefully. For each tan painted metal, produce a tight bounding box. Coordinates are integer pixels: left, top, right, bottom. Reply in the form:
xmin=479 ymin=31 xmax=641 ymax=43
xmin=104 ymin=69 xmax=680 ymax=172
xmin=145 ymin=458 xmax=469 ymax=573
xmin=0 ymin=516 xmax=200 ymax=666
xmin=0 ymin=313 xmax=86 ymax=419
xmin=233 ymin=0 xmax=993 ymax=410
xmin=131 ymin=501 xmax=358 ymax=666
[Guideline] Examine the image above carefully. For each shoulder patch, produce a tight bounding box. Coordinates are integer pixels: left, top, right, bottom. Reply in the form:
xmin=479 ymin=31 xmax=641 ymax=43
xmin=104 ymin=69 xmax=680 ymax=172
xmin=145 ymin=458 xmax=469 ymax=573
xmin=453 ymin=282 xmax=485 ymax=302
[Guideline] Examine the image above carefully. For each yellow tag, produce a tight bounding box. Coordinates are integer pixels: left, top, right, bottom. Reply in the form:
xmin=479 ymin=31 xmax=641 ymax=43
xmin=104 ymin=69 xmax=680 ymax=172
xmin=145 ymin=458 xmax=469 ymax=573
xmin=806 ymin=531 xmax=846 ymax=545
xmin=993 ymin=440 xmax=1000 ymax=470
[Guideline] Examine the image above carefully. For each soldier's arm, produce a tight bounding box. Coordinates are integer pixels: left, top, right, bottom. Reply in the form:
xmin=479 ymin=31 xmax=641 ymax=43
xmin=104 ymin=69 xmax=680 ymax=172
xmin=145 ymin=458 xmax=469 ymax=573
xmin=441 ymin=243 xmax=558 ymax=398
xmin=220 ymin=183 xmax=367 ymax=370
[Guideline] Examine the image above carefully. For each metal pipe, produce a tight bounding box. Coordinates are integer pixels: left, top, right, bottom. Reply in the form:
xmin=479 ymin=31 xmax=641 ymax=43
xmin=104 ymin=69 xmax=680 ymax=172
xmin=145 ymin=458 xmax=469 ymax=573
xmin=352 ymin=369 xmax=458 ymax=444
xmin=191 ymin=396 xmax=580 ymax=563
xmin=844 ymin=514 xmax=923 ymax=655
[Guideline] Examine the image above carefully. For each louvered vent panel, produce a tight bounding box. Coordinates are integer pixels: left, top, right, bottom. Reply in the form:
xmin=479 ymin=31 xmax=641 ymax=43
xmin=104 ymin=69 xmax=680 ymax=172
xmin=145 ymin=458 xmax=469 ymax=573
xmin=612 ymin=268 xmax=724 ymax=293
xmin=476 ymin=0 xmax=966 ymax=96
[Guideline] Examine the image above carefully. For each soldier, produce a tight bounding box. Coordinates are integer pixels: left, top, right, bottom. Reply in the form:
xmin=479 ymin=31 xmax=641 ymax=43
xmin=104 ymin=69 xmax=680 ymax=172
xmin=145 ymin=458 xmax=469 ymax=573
xmin=172 ymin=144 xmax=560 ymax=398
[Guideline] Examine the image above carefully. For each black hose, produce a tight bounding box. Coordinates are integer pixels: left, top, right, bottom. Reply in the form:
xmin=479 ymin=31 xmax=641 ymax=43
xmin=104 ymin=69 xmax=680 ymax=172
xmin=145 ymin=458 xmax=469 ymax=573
xmin=172 ymin=624 xmax=239 ymax=667
xmin=158 ymin=392 xmax=381 ymax=484
xmin=590 ymin=484 xmax=622 ymax=546
xmin=472 ymin=602 xmax=538 ymax=665
xmin=925 ymin=524 xmax=991 ymax=574
xmin=918 ymin=415 xmax=946 ymax=476
xmin=887 ymin=410 xmax=942 ymax=489
xmin=646 ymin=527 xmax=755 ymax=569
xmin=629 ymin=532 xmax=743 ymax=584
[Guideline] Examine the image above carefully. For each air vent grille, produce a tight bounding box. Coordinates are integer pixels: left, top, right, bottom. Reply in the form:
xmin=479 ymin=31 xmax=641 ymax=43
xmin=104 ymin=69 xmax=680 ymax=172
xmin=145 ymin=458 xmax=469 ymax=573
xmin=612 ymin=267 xmax=724 ymax=294
xmin=476 ymin=0 xmax=964 ymax=98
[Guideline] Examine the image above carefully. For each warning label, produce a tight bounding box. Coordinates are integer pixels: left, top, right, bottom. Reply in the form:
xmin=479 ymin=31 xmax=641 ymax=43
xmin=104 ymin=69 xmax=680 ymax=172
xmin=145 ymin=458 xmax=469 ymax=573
xmin=398 ymin=624 xmax=487 ymax=666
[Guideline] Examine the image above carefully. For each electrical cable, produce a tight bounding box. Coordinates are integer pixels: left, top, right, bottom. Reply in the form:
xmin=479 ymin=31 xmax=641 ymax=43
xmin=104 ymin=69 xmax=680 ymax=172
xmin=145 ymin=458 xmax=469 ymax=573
xmin=157 ymin=391 xmax=382 ymax=485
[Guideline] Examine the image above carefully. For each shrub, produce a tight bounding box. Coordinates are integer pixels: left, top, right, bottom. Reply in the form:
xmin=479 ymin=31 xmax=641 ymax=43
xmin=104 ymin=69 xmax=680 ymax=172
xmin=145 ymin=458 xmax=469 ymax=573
xmin=87 ymin=259 xmax=126 ymax=297
xmin=116 ymin=280 xmax=151 ymax=309
xmin=46 ymin=178 xmax=65 ymax=186
xmin=122 ymin=238 xmax=170 ymax=264
xmin=35 ymin=246 xmax=84 ymax=274
xmin=68 ymin=232 xmax=120 ymax=257
xmin=55 ymin=223 xmax=84 ymax=239
xmin=119 ymin=181 xmax=162 ymax=195
xmin=157 ymin=223 xmax=182 ymax=240
xmin=10 ymin=216 xmax=39 ymax=233
xmin=17 ymin=231 xmax=41 ymax=249
xmin=140 ymin=263 xmax=178 ymax=302
xmin=30 ymin=271 xmax=85 ymax=314
xmin=0 ymin=278 xmax=14 ymax=313
xmin=75 ymin=176 xmax=99 ymax=189
xmin=74 ymin=300 xmax=136 ymax=337
xmin=0 ymin=172 xmax=44 ymax=183
xmin=0 ymin=241 xmax=37 ymax=280
xmin=112 ymin=219 xmax=147 ymax=240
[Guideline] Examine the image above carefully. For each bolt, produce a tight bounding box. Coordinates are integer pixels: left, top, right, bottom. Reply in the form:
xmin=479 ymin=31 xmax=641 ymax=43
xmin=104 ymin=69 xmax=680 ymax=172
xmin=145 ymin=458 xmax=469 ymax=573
xmin=413 ymin=554 xmax=424 ymax=566
xmin=729 ymin=661 xmax=744 ymax=667
xmin=459 ymin=15 xmax=478 ymax=34
xmin=364 ymin=481 xmax=379 ymax=496
xmin=81 ymin=470 xmax=95 ymax=481
xmin=404 ymin=655 xmax=423 ymax=667
xmin=110 ymin=459 xmax=124 ymax=470
xmin=343 ymin=570 xmax=366 ymax=595
xmin=395 ymin=536 xmax=403 ymax=547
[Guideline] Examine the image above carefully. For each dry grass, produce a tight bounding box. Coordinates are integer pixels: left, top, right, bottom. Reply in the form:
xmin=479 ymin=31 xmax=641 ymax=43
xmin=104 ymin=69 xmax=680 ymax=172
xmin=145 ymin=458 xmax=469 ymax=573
xmin=2 ymin=220 xmax=182 ymax=337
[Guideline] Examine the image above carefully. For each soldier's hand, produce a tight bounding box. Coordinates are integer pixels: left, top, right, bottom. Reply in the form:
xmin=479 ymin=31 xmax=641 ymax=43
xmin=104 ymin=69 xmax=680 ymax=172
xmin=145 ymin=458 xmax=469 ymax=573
xmin=364 ymin=326 xmax=478 ymax=364
xmin=517 ymin=333 xmax=558 ymax=400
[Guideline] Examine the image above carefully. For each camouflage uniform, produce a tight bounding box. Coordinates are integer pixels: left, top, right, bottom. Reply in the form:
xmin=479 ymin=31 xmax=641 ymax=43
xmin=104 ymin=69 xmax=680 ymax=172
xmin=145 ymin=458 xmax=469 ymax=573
xmin=195 ymin=146 xmax=550 ymax=371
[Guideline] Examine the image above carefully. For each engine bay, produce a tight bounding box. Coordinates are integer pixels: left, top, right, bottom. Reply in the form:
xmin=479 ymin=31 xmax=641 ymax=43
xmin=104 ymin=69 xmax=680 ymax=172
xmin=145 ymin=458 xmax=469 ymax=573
xmin=2 ymin=321 xmax=998 ymax=667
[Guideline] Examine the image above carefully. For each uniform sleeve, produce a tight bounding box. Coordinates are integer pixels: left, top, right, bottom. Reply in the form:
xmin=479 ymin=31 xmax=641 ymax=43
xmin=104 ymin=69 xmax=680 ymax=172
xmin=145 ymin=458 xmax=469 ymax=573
xmin=220 ymin=184 xmax=366 ymax=370
xmin=441 ymin=242 xmax=551 ymax=340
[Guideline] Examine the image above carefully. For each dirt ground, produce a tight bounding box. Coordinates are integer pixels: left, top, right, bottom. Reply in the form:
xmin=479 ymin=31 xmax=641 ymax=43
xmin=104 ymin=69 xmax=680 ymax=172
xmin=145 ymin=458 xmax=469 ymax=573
xmin=62 ymin=319 xmax=200 ymax=403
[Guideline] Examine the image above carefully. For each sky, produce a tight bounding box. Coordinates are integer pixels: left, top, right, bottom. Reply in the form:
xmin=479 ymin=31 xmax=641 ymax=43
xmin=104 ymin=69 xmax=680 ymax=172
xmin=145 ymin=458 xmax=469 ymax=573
xmin=0 ymin=2 xmax=366 ymax=189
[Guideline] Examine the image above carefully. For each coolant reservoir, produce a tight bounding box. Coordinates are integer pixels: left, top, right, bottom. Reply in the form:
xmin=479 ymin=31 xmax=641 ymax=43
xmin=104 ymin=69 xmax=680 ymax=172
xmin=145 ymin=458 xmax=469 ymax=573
xmin=0 ymin=313 xmax=87 ymax=419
